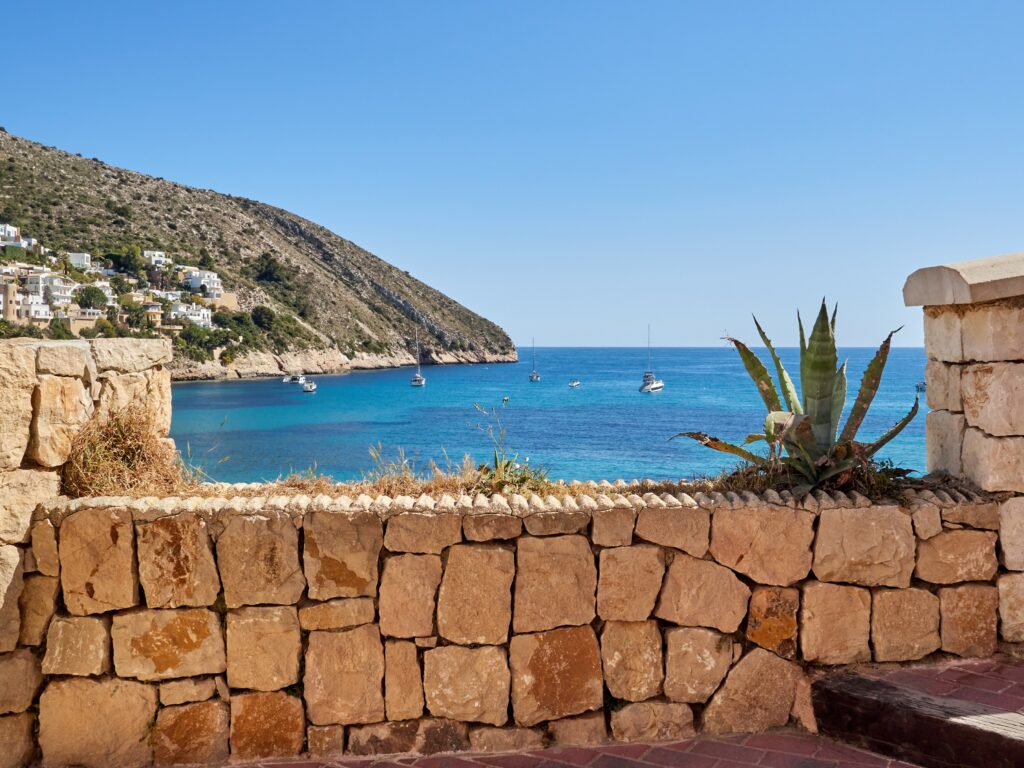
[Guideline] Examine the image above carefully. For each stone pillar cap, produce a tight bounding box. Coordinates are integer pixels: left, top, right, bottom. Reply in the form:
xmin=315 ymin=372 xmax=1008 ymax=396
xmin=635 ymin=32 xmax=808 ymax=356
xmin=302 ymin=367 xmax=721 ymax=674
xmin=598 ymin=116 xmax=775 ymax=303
xmin=904 ymin=252 xmax=1024 ymax=306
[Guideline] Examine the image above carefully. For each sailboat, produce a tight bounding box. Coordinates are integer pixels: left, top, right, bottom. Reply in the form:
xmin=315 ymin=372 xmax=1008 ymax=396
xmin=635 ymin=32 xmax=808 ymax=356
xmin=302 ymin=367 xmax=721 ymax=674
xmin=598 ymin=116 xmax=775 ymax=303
xmin=639 ymin=325 xmax=664 ymax=393
xmin=529 ymin=338 xmax=540 ymax=382
xmin=410 ymin=329 xmax=426 ymax=387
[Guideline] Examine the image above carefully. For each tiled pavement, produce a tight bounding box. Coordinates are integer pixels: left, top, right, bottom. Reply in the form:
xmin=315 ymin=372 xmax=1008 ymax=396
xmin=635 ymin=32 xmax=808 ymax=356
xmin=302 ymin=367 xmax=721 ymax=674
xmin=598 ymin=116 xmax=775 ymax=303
xmin=239 ymin=731 xmax=922 ymax=768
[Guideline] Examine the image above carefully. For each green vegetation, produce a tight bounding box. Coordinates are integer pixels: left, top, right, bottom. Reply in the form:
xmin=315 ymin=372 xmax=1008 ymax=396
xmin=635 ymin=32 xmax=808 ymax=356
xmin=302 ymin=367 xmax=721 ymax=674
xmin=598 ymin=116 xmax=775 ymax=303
xmin=74 ymin=285 xmax=107 ymax=309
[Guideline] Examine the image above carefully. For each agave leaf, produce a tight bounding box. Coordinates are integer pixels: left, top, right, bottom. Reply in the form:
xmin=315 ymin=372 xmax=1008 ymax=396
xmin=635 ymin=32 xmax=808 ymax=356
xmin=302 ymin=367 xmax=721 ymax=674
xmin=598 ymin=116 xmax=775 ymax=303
xmin=743 ymin=434 xmax=767 ymax=445
xmin=726 ymin=337 xmax=782 ymax=413
xmin=839 ymin=327 xmax=902 ymax=443
xmin=816 ymin=457 xmax=858 ymax=484
xmin=830 ymin=302 xmax=838 ymax=334
xmin=781 ymin=455 xmax=816 ymax=482
xmin=798 ymin=310 xmax=808 ymax=404
xmin=778 ymin=413 xmax=818 ymax=463
xmin=830 ymin=361 xmax=847 ymax=445
xmin=753 ymin=316 xmax=803 ymax=414
xmin=802 ymin=301 xmax=838 ymax=455
xmin=672 ymin=431 xmax=767 ymax=466
xmin=863 ymin=397 xmax=920 ymax=457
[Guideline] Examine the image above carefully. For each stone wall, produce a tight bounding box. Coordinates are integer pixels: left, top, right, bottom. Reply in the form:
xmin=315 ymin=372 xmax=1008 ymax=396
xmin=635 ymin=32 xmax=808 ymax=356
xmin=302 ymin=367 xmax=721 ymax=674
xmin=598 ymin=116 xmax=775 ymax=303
xmin=1 ymin=486 xmax=1017 ymax=767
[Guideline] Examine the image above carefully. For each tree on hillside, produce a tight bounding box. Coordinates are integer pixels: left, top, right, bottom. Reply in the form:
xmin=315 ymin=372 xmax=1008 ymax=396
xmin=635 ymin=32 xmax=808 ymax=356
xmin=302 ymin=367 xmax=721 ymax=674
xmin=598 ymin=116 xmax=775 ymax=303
xmin=110 ymin=244 xmax=145 ymax=276
xmin=199 ymin=247 xmax=215 ymax=270
xmin=251 ymin=305 xmax=276 ymax=330
xmin=75 ymin=286 xmax=107 ymax=310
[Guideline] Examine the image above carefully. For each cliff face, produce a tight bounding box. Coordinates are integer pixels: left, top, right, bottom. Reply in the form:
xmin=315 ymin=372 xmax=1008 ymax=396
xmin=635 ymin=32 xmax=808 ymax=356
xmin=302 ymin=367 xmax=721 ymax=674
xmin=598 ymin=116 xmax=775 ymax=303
xmin=0 ymin=130 xmax=516 ymax=377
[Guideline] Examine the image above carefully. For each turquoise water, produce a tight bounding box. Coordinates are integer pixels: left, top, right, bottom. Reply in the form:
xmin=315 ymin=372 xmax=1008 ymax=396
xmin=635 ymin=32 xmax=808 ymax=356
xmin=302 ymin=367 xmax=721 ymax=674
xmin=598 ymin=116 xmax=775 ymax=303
xmin=170 ymin=347 xmax=927 ymax=483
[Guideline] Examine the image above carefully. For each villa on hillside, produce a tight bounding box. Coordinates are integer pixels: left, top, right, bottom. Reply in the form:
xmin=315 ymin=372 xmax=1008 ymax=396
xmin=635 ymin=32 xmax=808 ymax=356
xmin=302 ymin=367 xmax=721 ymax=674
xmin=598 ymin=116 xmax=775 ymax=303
xmin=183 ymin=268 xmax=223 ymax=298
xmin=144 ymin=249 xmax=171 ymax=268
xmin=67 ymin=252 xmax=92 ymax=270
xmin=169 ymin=300 xmax=213 ymax=328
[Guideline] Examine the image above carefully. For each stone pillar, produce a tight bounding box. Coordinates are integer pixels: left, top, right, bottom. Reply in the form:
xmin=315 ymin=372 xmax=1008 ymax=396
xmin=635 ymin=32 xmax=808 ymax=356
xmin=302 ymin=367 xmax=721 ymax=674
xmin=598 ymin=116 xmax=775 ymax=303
xmin=904 ymin=253 xmax=1024 ymax=492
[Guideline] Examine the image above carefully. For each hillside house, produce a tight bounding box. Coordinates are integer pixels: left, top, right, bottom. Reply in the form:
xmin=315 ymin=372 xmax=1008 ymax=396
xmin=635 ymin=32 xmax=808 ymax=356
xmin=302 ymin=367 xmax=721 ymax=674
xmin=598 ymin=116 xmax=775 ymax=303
xmin=169 ymin=301 xmax=213 ymax=328
xmin=25 ymin=273 xmax=78 ymax=306
xmin=67 ymin=252 xmax=92 ymax=270
xmin=183 ymin=269 xmax=223 ymax=299
xmin=144 ymin=250 xmax=171 ymax=268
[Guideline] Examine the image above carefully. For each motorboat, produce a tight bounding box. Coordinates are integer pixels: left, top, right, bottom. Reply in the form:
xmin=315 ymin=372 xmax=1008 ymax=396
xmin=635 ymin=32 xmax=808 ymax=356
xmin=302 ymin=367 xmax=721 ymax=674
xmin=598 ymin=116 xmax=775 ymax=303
xmin=639 ymin=325 xmax=664 ymax=393
xmin=529 ymin=337 xmax=540 ymax=382
xmin=569 ymin=379 xmax=581 ymax=388
xmin=411 ymin=329 xmax=426 ymax=387
xmin=283 ymin=374 xmax=304 ymax=383
xmin=302 ymin=381 xmax=317 ymax=393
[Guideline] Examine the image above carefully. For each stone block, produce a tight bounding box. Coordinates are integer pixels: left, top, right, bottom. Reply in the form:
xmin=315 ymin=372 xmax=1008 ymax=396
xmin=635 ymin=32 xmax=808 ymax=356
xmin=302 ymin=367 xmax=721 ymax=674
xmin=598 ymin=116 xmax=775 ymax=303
xmin=513 ymin=535 xmax=596 ymax=633
xmin=42 ymin=615 xmax=111 ymax=676
xmin=912 ymin=503 xmax=943 ymax=540
xmin=547 ymin=711 xmax=608 ymax=746
xmin=0 ymin=546 xmax=22 ymax=652
xmin=59 ymin=507 xmax=137 ymax=616
xmin=437 ymin=544 xmax=514 ymax=645
xmin=159 ymin=676 xmax=217 ymax=706
xmin=963 ymin=427 xmax=1024 ymax=493
xmin=18 ymin=573 xmax=58 ymax=645
xmin=600 ymin=620 xmax=663 ymax=702
xmin=998 ymin=573 xmax=1024 ymax=642
xmin=524 ymin=511 xmax=589 ymax=535
xmin=226 ymin=606 xmax=301 ymax=691
xmin=596 ymin=544 xmax=665 ymax=622
xmin=610 ymin=701 xmax=694 ymax=743
xmin=469 ymin=726 xmax=545 ymax=752
xmin=800 ymin=581 xmax=871 ymax=665
xmin=93 ymin=369 xmax=171 ymax=435
xmin=111 ymin=608 xmax=226 ymax=681
xmin=702 ymin=648 xmax=800 ymax=735
xmin=423 ymin=645 xmax=510 ymax=725
xmin=664 ymin=626 xmax=732 ymax=703
xmin=871 ymin=588 xmax=940 ymax=661
xmin=38 ymin=677 xmax=158 ymax=768
xmin=347 ymin=718 xmax=469 ymax=756
xmin=926 ymin=359 xmax=963 ymax=411
xmin=745 ymin=586 xmax=799 ymax=659
xmin=812 ymin=506 xmax=915 ymax=588
xmin=962 ymin=362 xmax=1024 ymax=435
xmin=298 ymin=597 xmax=376 ymax=630
xmin=0 ymin=649 xmax=42 ymax=714
xmin=307 ymin=724 xmax=346 ymax=758
xmin=926 ymin=410 xmax=965 ymax=476
xmin=27 ymin=375 xmax=92 ymax=467
xmin=303 ymin=510 xmax=382 ymax=599
xmin=0 ymin=713 xmax=34 ymax=768
xmin=509 ymin=625 xmax=603 ymax=727
xmin=0 ymin=344 xmax=35 ymax=471
xmin=90 ymin=338 xmax=172 ymax=373
xmin=940 ymin=584 xmax=998 ymax=657
xmin=655 ymin=553 xmax=750 ymax=633
xmin=385 ymin=640 xmax=423 ymax=721
xmin=229 ymin=691 xmax=305 ymax=761
xmin=304 ymin=624 xmax=385 ymax=725
xmin=942 ymin=501 xmax=999 ymax=530
xmin=915 ymin=529 xmax=998 ymax=584
xmin=384 ymin=512 xmax=462 ymax=554
xmin=634 ymin=507 xmax=709 ymax=557
xmin=591 ymin=507 xmax=636 ymax=547
xmin=379 ymin=554 xmax=442 ymax=638
xmin=1 ymin=470 xmax=61 ymax=545
xmin=153 ymin=700 xmax=229 ymax=766
xmin=464 ymin=514 xmax=522 ymax=541
xmin=30 ymin=520 xmax=59 ymax=577
xmin=136 ymin=513 xmax=219 ymax=608
xmin=710 ymin=506 xmax=814 ymax=586
xmin=961 ymin=302 xmax=1024 ymax=361
xmin=217 ymin=512 xmax=305 ymax=608
xmin=35 ymin=340 xmax=92 ymax=378
xmin=923 ymin=307 xmax=963 ymax=363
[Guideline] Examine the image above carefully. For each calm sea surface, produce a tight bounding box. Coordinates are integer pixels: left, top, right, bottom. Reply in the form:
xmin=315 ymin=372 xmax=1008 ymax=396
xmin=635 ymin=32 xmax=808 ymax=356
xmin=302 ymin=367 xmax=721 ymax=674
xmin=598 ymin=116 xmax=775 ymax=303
xmin=170 ymin=347 xmax=926 ymax=483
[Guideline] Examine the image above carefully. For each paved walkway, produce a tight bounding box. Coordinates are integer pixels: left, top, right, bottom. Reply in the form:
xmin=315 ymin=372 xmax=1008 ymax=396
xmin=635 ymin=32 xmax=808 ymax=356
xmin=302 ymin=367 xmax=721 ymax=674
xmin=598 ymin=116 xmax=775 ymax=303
xmin=242 ymin=731 xmax=921 ymax=768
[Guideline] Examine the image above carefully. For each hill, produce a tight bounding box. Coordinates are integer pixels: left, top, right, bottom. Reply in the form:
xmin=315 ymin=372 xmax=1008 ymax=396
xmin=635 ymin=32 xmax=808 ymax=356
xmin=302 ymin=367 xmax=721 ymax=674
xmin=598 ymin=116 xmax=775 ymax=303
xmin=0 ymin=130 xmax=516 ymax=378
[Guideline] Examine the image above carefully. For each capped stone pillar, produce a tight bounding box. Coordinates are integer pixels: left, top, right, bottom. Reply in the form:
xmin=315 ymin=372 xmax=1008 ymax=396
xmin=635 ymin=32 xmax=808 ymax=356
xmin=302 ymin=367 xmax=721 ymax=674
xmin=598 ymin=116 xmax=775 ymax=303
xmin=904 ymin=253 xmax=1024 ymax=492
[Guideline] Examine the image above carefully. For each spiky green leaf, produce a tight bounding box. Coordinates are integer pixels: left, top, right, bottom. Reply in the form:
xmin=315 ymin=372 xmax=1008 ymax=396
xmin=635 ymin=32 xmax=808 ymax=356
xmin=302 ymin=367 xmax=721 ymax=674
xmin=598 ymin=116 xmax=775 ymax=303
xmin=726 ymin=337 xmax=782 ymax=413
xmin=863 ymin=397 xmax=920 ymax=457
xmin=830 ymin=361 xmax=847 ymax=444
xmin=753 ymin=316 xmax=803 ymax=414
xmin=672 ymin=432 xmax=767 ymax=466
xmin=802 ymin=301 xmax=838 ymax=455
xmin=838 ymin=327 xmax=902 ymax=444
xmin=743 ymin=434 xmax=767 ymax=445
xmin=798 ymin=310 xmax=808 ymax=402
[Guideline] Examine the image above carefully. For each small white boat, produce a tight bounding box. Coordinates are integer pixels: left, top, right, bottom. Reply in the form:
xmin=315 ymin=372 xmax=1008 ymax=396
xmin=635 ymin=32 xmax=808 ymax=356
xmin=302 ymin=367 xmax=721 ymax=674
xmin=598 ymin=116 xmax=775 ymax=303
xmin=411 ymin=329 xmax=426 ymax=387
xmin=569 ymin=379 xmax=581 ymax=388
xmin=639 ymin=325 xmax=664 ymax=393
xmin=283 ymin=374 xmax=303 ymax=383
xmin=302 ymin=381 xmax=317 ymax=393
xmin=529 ymin=338 xmax=540 ymax=382
xmin=295 ymin=374 xmax=306 ymax=384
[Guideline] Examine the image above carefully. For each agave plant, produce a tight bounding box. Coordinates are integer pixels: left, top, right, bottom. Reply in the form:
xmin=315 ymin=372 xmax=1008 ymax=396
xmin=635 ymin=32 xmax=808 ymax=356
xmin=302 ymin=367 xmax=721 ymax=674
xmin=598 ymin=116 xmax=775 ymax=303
xmin=677 ymin=301 xmax=918 ymax=492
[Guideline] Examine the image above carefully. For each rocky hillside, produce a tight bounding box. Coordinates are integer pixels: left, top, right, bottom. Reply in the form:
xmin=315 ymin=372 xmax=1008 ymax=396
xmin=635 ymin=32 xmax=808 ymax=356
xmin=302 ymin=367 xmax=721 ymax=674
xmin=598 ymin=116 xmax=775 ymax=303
xmin=0 ymin=130 xmax=515 ymax=377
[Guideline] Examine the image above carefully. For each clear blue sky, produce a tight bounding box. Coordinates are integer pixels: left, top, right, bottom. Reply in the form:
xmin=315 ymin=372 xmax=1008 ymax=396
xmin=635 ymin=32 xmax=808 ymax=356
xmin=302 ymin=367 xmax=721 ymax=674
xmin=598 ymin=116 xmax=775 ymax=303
xmin=7 ymin=2 xmax=1024 ymax=346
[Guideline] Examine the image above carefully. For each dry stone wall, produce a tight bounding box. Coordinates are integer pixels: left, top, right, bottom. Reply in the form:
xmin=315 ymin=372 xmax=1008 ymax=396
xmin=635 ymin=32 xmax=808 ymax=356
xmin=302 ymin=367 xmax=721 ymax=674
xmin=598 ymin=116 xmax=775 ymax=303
xmin=0 ymin=485 xmax=1018 ymax=767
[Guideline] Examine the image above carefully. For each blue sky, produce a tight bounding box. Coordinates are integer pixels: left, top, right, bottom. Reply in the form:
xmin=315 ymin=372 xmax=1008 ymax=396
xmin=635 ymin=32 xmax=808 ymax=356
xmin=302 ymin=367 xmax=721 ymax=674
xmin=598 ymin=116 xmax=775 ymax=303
xmin=6 ymin=2 xmax=1024 ymax=346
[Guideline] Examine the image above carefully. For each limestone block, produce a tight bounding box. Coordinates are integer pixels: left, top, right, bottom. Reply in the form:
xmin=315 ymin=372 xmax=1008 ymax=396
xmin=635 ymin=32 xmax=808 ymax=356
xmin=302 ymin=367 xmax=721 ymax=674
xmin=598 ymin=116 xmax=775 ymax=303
xmin=744 ymin=586 xmax=799 ymax=659
xmin=524 ymin=511 xmax=589 ymax=535
xmin=35 ymin=340 xmax=92 ymax=378
xmin=153 ymin=700 xmax=229 ymax=766
xmin=59 ymin=507 xmax=137 ymax=615
xmin=634 ymin=507 xmax=709 ymax=557
xmin=655 ymin=553 xmax=750 ymax=633
xmin=385 ymin=640 xmax=423 ymax=721
xmin=800 ymin=581 xmax=871 ymax=665
xmin=159 ymin=676 xmax=217 ymax=706
xmin=664 ymin=626 xmax=732 ymax=703
xmin=30 ymin=520 xmax=58 ymax=577
xmin=596 ymin=544 xmax=665 ymax=622
xmin=379 ymin=554 xmax=442 ymax=638
xmin=812 ymin=506 xmax=915 ymax=588
xmin=0 ymin=546 xmax=22 ymax=652
xmin=922 ymin=308 xmax=963 ymax=363
xmin=999 ymin=573 xmax=1024 ymax=642
xmin=111 ymin=608 xmax=226 ymax=681
xmin=93 ymin=370 xmax=171 ymax=435
xmin=610 ymin=701 xmax=694 ymax=743
xmin=302 ymin=510 xmax=382 ymax=599
xmin=912 ymin=503 xmax=943 ymax=540
xmin=136 ymin=513 xmax=220 ymax=608
xmin=1 ymin=470 xmax=62 ymax=545
xmin=347 ymin=719 xmax=469 ymax=756
xmin=42 ymin=615 xmax=111 ymax=676
xmin=304 ymin=624 xmax=385 ymax=725
xmin=0 ymin=713 xmax=34 ymax=768
xmin=509 ymin=625 xmax=603 ymax=727
xmin=90 ymin=338 xmax=172 ymax=373
xmin=942 ymin=501 xmax=999 ymax=530
xmin=962 ymin=427 xmax=1024 ymax=493
xmin=0 ymin=649 xmax=42 ymax=714
xmin=591 ymin=507 xmax=636 ymax=547
xmin=926 ymin=360 xmax=963 ymax=411
xmin=710 ymin=506 xmax=814 ymax=586
xmin=940 ymin=584 xmax=998 ymax=657
xmin=437 ymin=544 xmax=514 ymax=644
xmin=226 ymin=606 xmax=301 ymax=691
xmin=926 ymin=410 xmax=965 ymax=476
xmin=298 ymin=597 xmax=376 ymax=630
xmin=307 ymin=724 xmax=346 ymax=758
xmin=915 ymin=529 xmax=998 ymax=584
xmin=217 ymin=512 xmax=305 ymax=608
xmin=27 ymin=375 xmax=93 ymax=467
xmin=513 ymin=534 xmax=596 ymax=633
xmin=600 ymin=620 xmax=663 ymax=702
xmin=469 ymin=726 xmax=545 ymax=752
xmin=702 ymin=648 xmax=801 ymax=735
xmin=871 ymin=588 xmax=940 ymax=661
xmin=961 ymin=363 xmax=1024 ymax=435
xmin=384 ymin=512 xmax=462 ymax=553
xmin=18 ymin=573 xmax=58 ymax=645
xmin=961 ymin=302 xmax=1024 ymax=361
xmin=0 ymin=344 xmax=35 ymax=471
xmin=423 ymin=645 xmax=510 ymax=725
xmin=38 ymin=677 xmax=158 ymax=768
xmin=464 ymin=514 xmax=522 ymax=541
xmin=547 ymin=711 xmax=608 ymax=746
xmin=1004 ymin=498 xmax=1024 ymax=566
xmin=228 ymin=691 xmax=305 ymax=761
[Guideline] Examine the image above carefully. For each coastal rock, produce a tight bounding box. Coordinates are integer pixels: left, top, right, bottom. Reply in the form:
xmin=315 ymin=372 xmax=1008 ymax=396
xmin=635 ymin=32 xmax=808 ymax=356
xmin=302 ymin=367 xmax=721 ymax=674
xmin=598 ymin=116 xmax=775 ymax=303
xmin=547 ymin=711 xmax=608 ymax=746
xmin=610 ymin=701 xmax=695 ymax=743
xmin=226 ymin=606 xmax=301 ymax=691
xmin=228 ymin=692 xmax=305 ymax=761
xmin=812 ymin=506 xmax=915 ymax=588
xmin=437 ymin=544 xmax=514 ymax=645
xmin=702 ymin=648 xmax=800 ymax=735
xmin=304 ymin=624 xmax=385 ymax=725
xmin=1 ymin=470 xmax=61 ymax=546
xmin=423 ymin=645 xmax=510 ymax=726
xmin=217 ymin=512 xmax=305 ymax=607
xmin=302 ymin=510 xmax=382 ymax=599
xmin=385 ymin=640 xmax=423 ymax=721
xmin=17 ymin=574 xmax=58 ymax=645
xmin=136 ymin=513 xmax=220 ymax=608
xmin=509 ymin=625 xmax=603 ymax=726
xmin=152 ymin=700 xmax=230 ymax=766
xmin=384 ymin=512 xmax=462 ymax=554
xmin=655 ymin=553 xmax=750 ymax=633
xmin=800 ymin=582 xmax=871 ymax=665
xmin=710 ymin=506 xmax=814 ymax=586
xmin=379 ymin=554 xmax=442 ymax=638
xmin=0 ymin=649 xmax=43 ymax=714
xmin=940 ymin=584 xmax=998 ymax=657
xmin=27 ymin=374 xmax=93 ymax=467
xmin=915 ymin=529 xmax=998 ymax=584
xmin=664 ymin=627 xmax=732 ymax=703
xmin=0 ymin=713 xmax=34 ymax=768
xmin=59 ymin=507 xmax=138 ymax=616
xmin=513 ymin=534 xmax=596 ymax=633
xmin=600 ymin=620 xmax=663 ymax=702
xmin=42 ymin=616 xmax=111 ymax=676
xmin=745 ymin=586 xmax=799 ymax=659
xmin=298 ymin=597 xmax=376 ymax=631
xmin=596 ymin=544 xmax=665 ymax=622
xmin=0 ymin=344 xmax=35 ymax=471
xmin=635 ymin=507 xmax=709 ymax=557
xmin=871 ymin=588 xmax=940 ymax=662
xmin=111 ymin=608 xmax=226 ymax=681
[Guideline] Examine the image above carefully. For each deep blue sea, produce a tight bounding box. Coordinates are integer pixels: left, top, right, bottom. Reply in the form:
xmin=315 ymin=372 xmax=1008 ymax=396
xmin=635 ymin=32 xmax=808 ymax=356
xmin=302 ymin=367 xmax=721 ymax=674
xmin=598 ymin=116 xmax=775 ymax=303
xmin=170 ymin=347 xmax=926 ymax=483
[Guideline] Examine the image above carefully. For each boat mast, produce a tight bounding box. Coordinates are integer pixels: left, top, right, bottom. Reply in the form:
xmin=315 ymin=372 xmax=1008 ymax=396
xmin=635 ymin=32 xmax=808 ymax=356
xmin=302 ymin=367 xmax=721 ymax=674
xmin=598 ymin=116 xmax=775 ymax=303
xmin=415 ymin=329 xmax=421 ymax=375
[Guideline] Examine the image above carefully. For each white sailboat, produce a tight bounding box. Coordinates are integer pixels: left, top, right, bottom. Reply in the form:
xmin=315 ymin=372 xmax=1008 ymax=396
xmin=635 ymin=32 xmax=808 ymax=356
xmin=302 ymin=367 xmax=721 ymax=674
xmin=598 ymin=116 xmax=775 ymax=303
xmin=410 ymin=329 xmax=425 ymax=387
xmin=639 ymin=325 xmax=664 ymax=393
xmin=529 ymin=338 xmax=540 ymax=382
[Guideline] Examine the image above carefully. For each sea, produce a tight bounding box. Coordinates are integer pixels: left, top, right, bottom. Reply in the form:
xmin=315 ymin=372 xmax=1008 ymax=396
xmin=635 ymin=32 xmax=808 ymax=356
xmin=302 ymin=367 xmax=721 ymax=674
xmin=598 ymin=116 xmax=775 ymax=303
xmin=169 ymin=347 xmax=927 ymax=484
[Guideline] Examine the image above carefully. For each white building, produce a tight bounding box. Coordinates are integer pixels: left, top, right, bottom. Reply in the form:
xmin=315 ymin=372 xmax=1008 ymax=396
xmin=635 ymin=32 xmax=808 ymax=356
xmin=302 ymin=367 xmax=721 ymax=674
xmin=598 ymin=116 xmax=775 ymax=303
xmin=169 ymin=301 xmax=213 ymax=328
xmin=150 ymin=289 xmax=182 ymax=302
xmin=144 ymin=250 xmax=171 ymax=268
xmin=25 ymin=273 xmax=78 ymax=306
xmin=18 ymin=294 xmax=53 ymax=322
xmin=67 ymin=252 xmax=92 ymax=270
xmin=0 ymin=224 xmax=19 ymax=241
xmin=183 ymin=269 xmax=223 ymax=299
xmin=90 ymin=280 xmax=118 ymax=306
